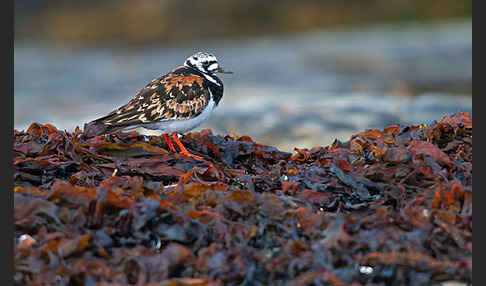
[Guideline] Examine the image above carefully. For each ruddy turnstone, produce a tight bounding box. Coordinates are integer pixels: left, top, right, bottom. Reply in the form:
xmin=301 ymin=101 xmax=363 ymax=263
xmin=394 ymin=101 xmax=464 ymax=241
xmin=84 ymin=52 xmax=232 ymax=160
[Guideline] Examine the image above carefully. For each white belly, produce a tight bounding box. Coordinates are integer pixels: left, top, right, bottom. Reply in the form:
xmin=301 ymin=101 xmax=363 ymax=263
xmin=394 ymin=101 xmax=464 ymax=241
xmin=129 ymin=98 xmax=216 ymax=135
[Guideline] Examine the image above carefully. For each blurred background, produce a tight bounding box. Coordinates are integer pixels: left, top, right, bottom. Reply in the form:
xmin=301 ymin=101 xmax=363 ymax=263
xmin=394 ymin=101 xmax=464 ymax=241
xmin=14 ymin=0 xmax=472 ymax=151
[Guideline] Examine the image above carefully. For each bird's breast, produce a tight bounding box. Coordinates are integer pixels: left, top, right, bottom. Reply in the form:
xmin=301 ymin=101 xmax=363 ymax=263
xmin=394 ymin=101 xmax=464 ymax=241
xmin=141 ymin=97 xmax=216 ymax=134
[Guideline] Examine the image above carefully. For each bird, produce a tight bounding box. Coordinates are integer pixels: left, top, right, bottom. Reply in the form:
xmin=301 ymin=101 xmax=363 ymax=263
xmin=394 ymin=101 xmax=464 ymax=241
xmin=84 ymin=52 xmax=232 ymax=160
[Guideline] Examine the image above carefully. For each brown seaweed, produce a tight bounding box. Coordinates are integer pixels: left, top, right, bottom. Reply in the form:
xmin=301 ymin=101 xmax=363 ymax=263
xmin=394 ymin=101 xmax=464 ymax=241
xmin=14 ymin=113 xmax=472 ymax=285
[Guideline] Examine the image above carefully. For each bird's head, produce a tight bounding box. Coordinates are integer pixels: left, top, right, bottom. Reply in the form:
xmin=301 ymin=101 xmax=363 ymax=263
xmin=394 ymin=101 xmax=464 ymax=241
xmin=184 ymin=52 xmax=232 ymax=75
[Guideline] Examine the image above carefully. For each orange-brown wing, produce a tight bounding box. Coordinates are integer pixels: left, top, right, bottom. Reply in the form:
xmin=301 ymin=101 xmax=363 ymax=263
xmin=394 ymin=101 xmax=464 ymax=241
xmin=89 ymin=66 xmax=211 ymax=129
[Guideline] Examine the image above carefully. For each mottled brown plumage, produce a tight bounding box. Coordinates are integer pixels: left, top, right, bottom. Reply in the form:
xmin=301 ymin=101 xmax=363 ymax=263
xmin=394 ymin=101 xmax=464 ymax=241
xmin=84 ymin=52 xmax=231 ymax=160
xmin=90 ymin=66 xmax=211 ymax=129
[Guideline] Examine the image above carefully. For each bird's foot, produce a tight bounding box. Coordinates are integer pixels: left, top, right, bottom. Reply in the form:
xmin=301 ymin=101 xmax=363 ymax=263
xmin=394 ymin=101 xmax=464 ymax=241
xmin=179 ymin=150 xmax=203 ymax=161
xmin=163 ymin=134 xmax=178 ymax=152
xmin=171 ymin=133 xmax=203 ymax=161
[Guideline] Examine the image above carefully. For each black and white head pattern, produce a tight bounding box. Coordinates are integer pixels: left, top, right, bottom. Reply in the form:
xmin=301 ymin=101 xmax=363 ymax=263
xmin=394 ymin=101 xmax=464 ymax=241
xmin=184 ymin=52 xmax=220 ymax=75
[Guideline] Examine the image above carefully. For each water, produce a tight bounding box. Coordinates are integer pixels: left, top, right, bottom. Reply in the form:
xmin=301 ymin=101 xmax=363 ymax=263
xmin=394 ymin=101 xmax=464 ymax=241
xmin=14 ymin=19 xmax=472 ymax=151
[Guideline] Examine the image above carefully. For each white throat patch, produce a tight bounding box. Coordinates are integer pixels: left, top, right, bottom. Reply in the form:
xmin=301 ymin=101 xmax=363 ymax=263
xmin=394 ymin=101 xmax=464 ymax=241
xmin=208 ymin=63 xmax=219 ymax=72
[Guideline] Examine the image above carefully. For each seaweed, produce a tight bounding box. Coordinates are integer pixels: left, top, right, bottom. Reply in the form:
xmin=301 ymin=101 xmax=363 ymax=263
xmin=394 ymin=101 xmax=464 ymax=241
xmin=13 ymin=113 xmax=472 ymax=285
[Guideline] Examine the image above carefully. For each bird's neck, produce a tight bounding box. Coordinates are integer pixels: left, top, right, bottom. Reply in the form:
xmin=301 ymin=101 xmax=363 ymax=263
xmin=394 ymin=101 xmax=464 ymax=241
xmin=209 ymin=83 xmax=224 ymax=106
xmin=183 ymin=66 xmax=224 ymax=105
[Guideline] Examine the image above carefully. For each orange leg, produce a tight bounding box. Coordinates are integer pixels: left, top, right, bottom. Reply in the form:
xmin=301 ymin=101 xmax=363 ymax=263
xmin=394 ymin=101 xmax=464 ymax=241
xmin=171 ymin=133 xmax=203 ymax=160
xmin=163 ymin=134 xmax=177 ymax=153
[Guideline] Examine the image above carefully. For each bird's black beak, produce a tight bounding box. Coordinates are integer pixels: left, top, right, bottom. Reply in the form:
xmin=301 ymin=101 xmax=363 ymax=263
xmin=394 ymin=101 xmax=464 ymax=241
xmin=215 ymin=67 xmax=233 ymax=74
